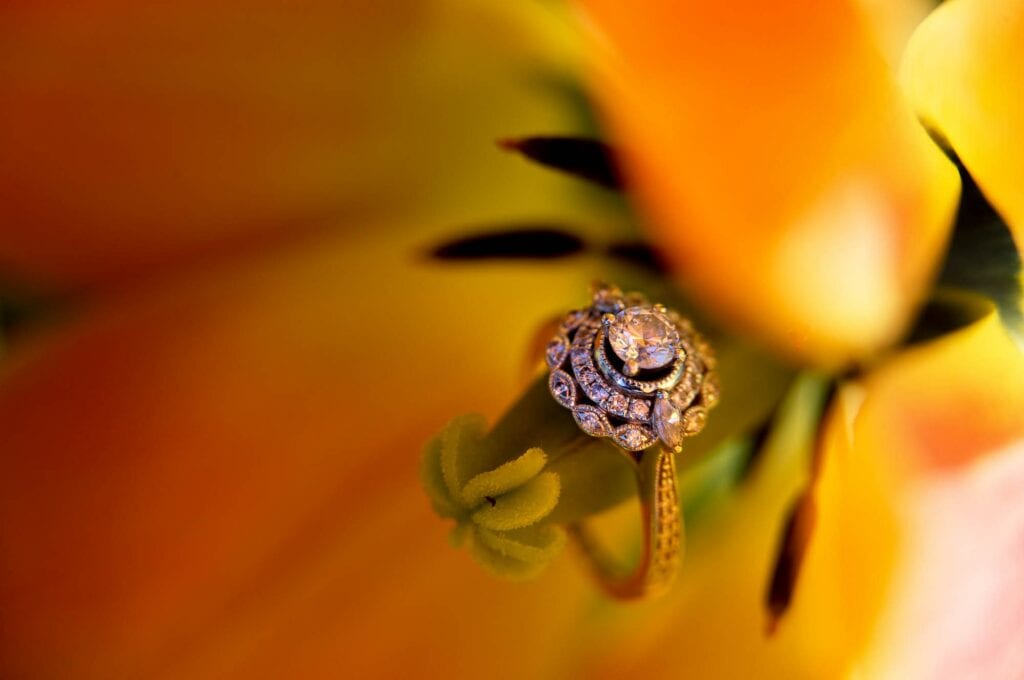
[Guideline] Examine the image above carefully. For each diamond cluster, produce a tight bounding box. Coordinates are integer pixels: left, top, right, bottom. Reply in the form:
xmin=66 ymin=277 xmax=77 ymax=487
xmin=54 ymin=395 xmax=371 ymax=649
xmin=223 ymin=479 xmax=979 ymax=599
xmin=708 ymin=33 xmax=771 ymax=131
xmin=546 ymin=283 xmax=719 ymax=453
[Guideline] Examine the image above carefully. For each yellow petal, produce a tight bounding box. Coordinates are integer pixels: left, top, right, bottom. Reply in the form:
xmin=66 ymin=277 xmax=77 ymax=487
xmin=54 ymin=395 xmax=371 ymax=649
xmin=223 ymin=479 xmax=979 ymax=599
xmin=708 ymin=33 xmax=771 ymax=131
xmin=0 ymin=222 xmax=607 ymax=676
xmin=576 ymin=0 xmax=960 ymax=367
xmin=0 ymin=0 xmax=583 ymax=286
xmin=902 ymin=0 xmax=1024 ymax=249
xmin=837 ymin=310 xmax=1024 ymax=676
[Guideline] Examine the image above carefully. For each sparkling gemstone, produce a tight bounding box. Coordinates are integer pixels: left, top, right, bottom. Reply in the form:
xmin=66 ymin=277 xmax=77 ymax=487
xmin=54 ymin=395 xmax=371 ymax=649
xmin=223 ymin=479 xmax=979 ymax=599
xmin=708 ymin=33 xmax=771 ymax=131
xmin=607 ymin=307 xmax=680 ymax=370
xmin=573 ymin=406 xmax=610 ymax=436
xmin=628 ymin=399 xmax=651 ymax=421
xmin=589 ymin=381 xmax=610 ymax=404
xmin=606 ymin=392 xmax=629 ymax=416
xmin=614 ymin=425 xmax=653 ymax=451
xmin=545 ymin=337 xmax=568 ymax=368
xmin=548 ymin=370 xmax=576 ymax=407
xmin=653 ymin=393 xmax=684 ymax=449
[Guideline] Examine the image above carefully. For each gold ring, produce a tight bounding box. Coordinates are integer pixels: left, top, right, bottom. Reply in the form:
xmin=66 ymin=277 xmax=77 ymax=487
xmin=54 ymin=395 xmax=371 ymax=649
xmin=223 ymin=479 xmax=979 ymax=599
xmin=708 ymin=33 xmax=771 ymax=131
xmin=545 ymin=282 xmax=718 ymax=598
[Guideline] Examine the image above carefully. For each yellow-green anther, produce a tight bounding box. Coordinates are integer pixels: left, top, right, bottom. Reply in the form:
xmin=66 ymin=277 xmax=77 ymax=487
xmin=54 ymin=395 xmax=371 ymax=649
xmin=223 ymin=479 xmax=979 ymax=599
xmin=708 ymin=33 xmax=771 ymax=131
xmin=470 ymin=471 xmax=560 ymax=531
xmin=461 ymin=447 xmax=547 ymax=507
xmin=421 ymin=435 xmax=462 ymax=518
xmin=440 ymin=412 xmax=487 ymax=498
xmin=475 ymin=525 xmax=566 ymax=564
xmin=420 ymin=413 xmax=566 ymax=579
xmin=468 ymin=536 xmax=551 ymax=581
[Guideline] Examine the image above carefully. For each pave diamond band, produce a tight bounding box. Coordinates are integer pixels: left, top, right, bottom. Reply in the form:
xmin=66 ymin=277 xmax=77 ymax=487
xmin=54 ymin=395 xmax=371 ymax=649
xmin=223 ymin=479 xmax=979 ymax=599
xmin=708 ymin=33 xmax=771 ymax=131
xmin=546 ymin=282 xmax=719 ymax=599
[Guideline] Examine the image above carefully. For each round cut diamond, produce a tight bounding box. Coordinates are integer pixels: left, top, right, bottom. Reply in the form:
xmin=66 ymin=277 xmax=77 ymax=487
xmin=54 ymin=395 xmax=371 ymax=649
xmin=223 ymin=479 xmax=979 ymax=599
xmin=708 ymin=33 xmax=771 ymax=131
xmin=589 ymin=381 xmax=610 ymax=404
xmin=628 ymin=398 xmax=651 ymax=421
xmin=607 ymin=307 xmax=680 ymax=370
xmin=613 ymin=425 xmax=654 ymax=451
xmin=604 ymin=392 xmax=629 ymax=417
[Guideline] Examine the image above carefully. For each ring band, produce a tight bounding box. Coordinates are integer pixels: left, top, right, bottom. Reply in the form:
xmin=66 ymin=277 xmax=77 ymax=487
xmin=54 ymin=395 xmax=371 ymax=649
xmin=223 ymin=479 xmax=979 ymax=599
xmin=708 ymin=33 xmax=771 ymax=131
xmin=546 ymin=282 xmax=718 ymax=598
xmin=569 ymin=444 xmax=681 ymax=598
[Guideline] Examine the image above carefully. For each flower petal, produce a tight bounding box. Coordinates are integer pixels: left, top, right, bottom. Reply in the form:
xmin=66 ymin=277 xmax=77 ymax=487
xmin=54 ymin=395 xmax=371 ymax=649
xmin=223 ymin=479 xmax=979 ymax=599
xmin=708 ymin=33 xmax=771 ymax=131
xmin=902 ymin=0 xmax=1024 ymax=249
xmin=576 ymin=0 xmax=960 ymax=366
xmin=0 ymin=223 xmax=605 ymax=676
xmin=831 ymin=309 xmax=1024 ymax=676
xmin=0 ymin=0 xmax=583 ymax=286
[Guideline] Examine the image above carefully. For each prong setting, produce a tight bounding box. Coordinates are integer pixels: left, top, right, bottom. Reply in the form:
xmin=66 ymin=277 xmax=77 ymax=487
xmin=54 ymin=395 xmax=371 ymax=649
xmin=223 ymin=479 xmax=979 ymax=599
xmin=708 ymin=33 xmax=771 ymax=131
xmin=547 ymin=285 xmax=718 ymax=453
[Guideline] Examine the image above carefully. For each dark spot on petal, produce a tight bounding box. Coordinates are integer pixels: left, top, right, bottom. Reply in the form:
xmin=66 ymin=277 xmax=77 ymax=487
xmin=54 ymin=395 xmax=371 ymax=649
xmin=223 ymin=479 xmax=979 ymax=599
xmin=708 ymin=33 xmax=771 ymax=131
xmin=605 ymin=242 xmax=672 ymax=275
xmin=484 ymin=496 xmax=497 ymax=507
xmin=765 ymin=492 xmax=816 ymax=636
xmin=499 ymin=136 xmax=623 ymax=190
xmin=0 ymin=279 xmax=68 ymax=349
xmin=736 ymin=414 xmax=776 ymax=483
xmin=429 ymin=227 xmax=586 ymax=261
xmin=763 ymin=382 xmax=836 ymax=634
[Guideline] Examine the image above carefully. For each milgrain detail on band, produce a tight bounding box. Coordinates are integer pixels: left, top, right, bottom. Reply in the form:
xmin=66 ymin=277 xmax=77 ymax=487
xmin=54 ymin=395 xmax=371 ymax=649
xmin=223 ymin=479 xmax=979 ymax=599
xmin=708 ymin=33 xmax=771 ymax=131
xmin=648 ymin=448 xmax=681 ymax=590
xmin=702 ymin=370 xmax=721 ymax=408
xmin=567 ymin=446 xmax=682 ymax=598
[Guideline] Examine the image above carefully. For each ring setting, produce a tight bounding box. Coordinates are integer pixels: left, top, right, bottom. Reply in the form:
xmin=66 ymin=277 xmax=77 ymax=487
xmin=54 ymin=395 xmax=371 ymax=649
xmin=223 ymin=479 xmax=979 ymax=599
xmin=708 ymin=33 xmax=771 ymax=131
xmin=546 ymin=282 xmax=718 ymax=454
xmin=547 ymin=282 xmax=719 ymax=598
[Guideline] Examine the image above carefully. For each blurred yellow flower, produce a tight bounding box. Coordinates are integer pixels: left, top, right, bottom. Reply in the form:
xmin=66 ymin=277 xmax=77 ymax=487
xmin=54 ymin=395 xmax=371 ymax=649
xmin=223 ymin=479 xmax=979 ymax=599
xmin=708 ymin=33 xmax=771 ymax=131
xmin=0 ymin=0 xmax=1021 ymax=679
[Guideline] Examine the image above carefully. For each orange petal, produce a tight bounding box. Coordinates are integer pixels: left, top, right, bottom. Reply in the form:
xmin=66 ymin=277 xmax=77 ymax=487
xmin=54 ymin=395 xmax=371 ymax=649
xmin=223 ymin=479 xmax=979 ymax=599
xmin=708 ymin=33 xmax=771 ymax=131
xmin=783 ymin=312 xmax=1024 ymax=676
xmin=902 ymin=0 xmax=1024 ymax=251
xmin=0 ymin=225 xmax=606 ymax=676
xmin=0 ymin=0 xmax=579 ymax=287
xmin=576 ymin=0 xmax=959 ymax=367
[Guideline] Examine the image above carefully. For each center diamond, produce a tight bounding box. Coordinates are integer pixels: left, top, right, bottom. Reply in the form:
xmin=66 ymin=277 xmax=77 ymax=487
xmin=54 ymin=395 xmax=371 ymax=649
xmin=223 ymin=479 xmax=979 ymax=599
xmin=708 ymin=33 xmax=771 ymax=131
xmin=607 ymin=306 xmax=679 ymax=375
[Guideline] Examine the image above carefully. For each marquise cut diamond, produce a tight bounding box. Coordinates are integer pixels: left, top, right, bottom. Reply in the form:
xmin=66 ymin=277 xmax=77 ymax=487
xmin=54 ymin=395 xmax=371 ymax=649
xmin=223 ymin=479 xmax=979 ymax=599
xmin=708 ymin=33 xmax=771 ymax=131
xmin=653 ymin=393 xmax=684 ymax=449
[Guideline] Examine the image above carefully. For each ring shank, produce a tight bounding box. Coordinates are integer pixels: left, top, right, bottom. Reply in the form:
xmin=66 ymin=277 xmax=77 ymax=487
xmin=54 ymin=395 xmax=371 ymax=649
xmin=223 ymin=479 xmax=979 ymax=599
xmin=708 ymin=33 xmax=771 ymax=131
xmin=568 ymin=445 xmax=682 ymax=599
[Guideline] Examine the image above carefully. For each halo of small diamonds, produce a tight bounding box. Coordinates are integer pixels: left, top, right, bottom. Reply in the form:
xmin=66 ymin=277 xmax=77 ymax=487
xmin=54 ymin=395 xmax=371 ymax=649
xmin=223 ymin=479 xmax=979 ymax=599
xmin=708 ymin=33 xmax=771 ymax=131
xmin=546 ymin=283 xmax=719 ymax=453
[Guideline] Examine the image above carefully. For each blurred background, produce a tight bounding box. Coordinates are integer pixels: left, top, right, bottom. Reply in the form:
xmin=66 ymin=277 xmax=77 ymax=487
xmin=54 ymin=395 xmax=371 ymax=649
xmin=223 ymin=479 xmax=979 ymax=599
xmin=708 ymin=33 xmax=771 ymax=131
xmin=2 ymin=0 xmax=1023 ymax=678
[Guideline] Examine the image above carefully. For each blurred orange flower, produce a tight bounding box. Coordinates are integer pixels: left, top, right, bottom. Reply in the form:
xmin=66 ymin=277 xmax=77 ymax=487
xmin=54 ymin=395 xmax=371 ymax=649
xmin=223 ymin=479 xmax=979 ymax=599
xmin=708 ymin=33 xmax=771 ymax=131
xmin=0 ymin=0 xmax=1022 ymax=679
